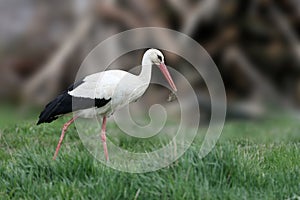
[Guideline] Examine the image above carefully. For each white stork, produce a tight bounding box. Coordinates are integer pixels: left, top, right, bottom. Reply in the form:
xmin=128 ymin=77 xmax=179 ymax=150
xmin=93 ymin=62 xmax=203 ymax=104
xmin=37 ymin=49 xmax=177 ymax=161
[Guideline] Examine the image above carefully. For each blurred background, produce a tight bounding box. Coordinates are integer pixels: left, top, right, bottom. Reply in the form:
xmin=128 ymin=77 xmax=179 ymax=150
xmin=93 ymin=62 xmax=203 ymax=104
xmin=0 ymin=0 xmax=299 ymax=122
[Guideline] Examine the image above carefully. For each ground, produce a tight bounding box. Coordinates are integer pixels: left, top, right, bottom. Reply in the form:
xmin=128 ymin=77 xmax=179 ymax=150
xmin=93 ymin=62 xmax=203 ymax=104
xmin=0 ymin=109 xmax=299 ymax=199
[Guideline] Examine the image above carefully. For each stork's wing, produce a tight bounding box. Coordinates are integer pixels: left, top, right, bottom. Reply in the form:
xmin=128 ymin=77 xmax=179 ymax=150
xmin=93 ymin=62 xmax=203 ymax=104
xmin=37 ymin=70 xmax=138 ymax=124
xmin=37 ymin=81 xmax=111 ymax=124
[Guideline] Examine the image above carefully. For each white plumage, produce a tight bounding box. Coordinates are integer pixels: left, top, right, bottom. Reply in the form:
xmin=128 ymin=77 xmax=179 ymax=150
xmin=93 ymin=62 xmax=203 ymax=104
xmin=68 ymin=70 xmax=148 ymax=118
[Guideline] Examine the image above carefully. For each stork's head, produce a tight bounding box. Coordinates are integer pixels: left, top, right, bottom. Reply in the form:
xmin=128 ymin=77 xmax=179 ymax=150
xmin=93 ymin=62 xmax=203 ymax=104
xmin=143 ymin=49 xmax=177 ymax=92
xmin=147 ymin=49 xmax=164 ymax=65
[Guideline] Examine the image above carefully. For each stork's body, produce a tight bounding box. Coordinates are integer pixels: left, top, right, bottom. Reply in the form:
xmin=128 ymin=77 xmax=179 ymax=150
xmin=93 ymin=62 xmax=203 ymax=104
xmin=37 ymin=49 xmax=177 ymax=161
xmin=69 ymin=70 xmax=149 ymax=118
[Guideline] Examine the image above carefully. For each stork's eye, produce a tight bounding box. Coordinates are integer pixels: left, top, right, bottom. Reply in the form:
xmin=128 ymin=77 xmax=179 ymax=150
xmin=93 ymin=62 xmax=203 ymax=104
xmin=157 ymin=55 xmax=162 ymax=62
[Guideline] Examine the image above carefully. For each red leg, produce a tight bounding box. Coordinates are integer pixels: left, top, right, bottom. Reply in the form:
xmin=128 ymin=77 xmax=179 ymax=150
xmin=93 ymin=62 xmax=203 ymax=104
xmin=101 ymin=116 xmax=109 ymax=161
xmin=53 ymin=116 xmax=78 ymax=160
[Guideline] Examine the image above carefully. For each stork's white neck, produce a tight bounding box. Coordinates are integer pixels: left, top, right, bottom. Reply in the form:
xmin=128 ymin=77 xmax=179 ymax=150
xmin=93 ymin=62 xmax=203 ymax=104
xmin=139 ymin=54 xmax=152 ymax=84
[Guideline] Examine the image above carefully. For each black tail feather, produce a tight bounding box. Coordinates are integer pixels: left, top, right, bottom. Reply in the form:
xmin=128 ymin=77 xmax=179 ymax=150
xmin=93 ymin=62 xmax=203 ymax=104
xmin=37 ymin=93 xmax=70 ymax=125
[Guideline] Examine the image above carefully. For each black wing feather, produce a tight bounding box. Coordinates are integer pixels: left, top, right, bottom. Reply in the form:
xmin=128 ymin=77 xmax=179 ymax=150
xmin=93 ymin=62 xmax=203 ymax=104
xmin=37 ymin=80 xmax=111 ymax=125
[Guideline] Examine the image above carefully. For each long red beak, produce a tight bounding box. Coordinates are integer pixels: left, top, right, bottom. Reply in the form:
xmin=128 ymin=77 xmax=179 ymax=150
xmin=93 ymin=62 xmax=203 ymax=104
xmin=159 ymin=63 xmax=177 ymax=92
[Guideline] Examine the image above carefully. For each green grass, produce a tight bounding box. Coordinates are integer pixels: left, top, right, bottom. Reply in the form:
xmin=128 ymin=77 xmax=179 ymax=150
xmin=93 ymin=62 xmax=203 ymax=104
xmin=0 ymin=113 xmax=300 ymax=199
